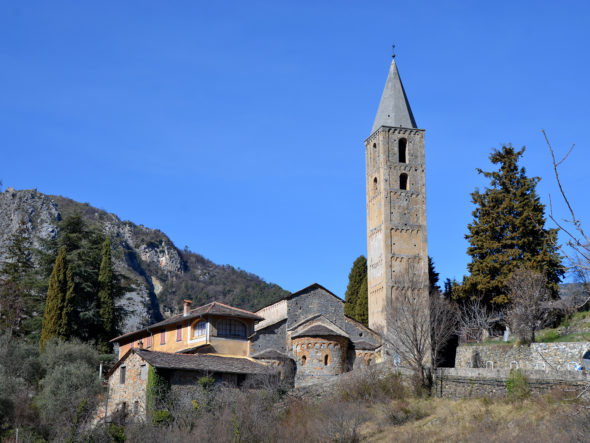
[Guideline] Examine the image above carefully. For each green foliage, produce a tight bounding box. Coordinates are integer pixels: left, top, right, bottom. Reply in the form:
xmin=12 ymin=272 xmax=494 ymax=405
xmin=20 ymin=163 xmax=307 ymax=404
xmin=505 ymin=369 xmax=530 ymax=400
xmin=97 ymin=237 xmax=115 ymax=352
xmin=108 ymin=424 xmax=126 ymax=442
xmin=537 ymin=329 xmax=560 ymax=342
xmin=152 ymin=410 xmax=173 ymax=426
xmin=344 ymin=256 xmax=367 ymax=320
xmin=147 ymin=366 xmax=169 ymax=414
xmin=198 ymin=375 xmax=215 ymax=389
xmin=462 ymin=146 xmax=564 ymax=305
xmin=0 ymin=218 xmax=34 ymax=284
xmin=428 ymin=256 xmax=440 ymax=293
xmin=355 ymin=274 xmax=369 ymax=326
xmin=40 ymin=247 xmax=75 ymax=349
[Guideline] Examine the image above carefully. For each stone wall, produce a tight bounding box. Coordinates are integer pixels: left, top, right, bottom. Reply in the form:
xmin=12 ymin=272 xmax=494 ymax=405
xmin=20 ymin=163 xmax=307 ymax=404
xmin=287 ymin=287 xmax=346 ymax=331
xmin=251 ymin=319 xmax=287 ymax=354
xmin=456 ymin=342 xmax=590 ymax=371
xmin=434 ymin=367 xmax=590 ymax=399
xmin=292 ymin=336 xmax=347 ymax=386
xmin=106 ymin=352 xmax=148 ymax=421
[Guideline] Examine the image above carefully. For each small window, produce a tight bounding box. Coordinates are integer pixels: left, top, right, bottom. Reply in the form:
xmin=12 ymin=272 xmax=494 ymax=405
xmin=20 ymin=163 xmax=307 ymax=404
xmin=160 ymin=330 xmax=166 ymax=345
xmin=373 ymin=177 xmax=378 ymax=194
xmin=324 ymin=355 xmax=329 ymax=366
xmin=193 ymin=321 xmax=207 ymax=338
xmin=140 ymin=364 xmax=147 ymax=380
xmin=133 ymin=400 xmax=139 ymax=415
xmin=120 ymin=366 xmax=126 ymax=384
xmin=301 ymin=355 xmax=307 ymax=365
xmin=146 ymin=335 xmax=152 ymax=348
xmin=398 ymin=138 xmax=407 ymax=163
xmin=217 ymin=319 xmax=247 ymax=338
xmin=176 ymin=325 xmax=183 ymax=342
xmin=400 ymin=173 xmax=408 ymax=190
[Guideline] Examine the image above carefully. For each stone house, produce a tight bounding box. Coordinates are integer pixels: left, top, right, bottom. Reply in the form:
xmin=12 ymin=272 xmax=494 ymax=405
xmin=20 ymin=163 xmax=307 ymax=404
xmin=105 ymin=348 xmax=276 ymax=421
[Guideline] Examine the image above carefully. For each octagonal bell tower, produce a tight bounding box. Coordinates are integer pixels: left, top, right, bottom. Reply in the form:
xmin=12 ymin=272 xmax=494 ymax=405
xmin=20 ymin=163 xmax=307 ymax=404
xmin=365 ymin=56 xmax=429 ymax=338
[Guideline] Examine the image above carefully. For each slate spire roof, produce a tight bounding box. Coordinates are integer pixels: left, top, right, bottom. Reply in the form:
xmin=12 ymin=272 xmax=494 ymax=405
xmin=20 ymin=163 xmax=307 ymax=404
xmin=371 ymin=57 xmax=417 ymax=133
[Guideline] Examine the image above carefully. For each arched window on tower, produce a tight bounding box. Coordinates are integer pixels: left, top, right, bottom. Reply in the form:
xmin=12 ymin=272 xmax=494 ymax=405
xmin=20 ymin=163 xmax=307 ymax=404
xmin=373 ymin=177 xmax=378 ymax=195
xmin=400 ymin=173 xmax=408 ymax=190
xmin=398 ymin=138 xmax=407 ymax=163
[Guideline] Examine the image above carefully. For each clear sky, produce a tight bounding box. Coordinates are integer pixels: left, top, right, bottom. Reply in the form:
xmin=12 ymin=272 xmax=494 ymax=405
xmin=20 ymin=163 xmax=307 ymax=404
xmin=1 ymin=1 xmax=589 ymax=297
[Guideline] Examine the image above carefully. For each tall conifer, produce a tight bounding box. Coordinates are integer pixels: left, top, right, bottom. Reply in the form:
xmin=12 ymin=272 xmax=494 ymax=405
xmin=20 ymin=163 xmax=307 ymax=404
xmin=97 ymin=237 xmax=115 ymax=352
xmin=40 ymin=247 xmax=75 ymax=349
xmin=355 ymin=274 xmax=369 ymax=326
xmin=462 ymin=145 xmax=563 ymax=305
xmin=344 ymin=256 xmax=367 ymax=319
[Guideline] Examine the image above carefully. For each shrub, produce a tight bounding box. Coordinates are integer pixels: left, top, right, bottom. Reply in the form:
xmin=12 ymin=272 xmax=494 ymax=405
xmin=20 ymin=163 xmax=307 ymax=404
xmin=339 ymin=367 xmax=405 ymax=402
xmin=538 ymin=330 xmax=560 ymax=342
xmin=152 ymin=410 xmax=173 ymax=426
xmin=505 ymin=369 xmax=530 ymax=400
xmin=108 ymin=424 xmax=126 ymax=442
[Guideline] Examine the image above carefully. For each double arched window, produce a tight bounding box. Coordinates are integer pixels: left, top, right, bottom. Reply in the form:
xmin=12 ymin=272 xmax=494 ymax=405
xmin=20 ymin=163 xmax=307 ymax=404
xmin=216 ymin=319 xmax=247 ymax=338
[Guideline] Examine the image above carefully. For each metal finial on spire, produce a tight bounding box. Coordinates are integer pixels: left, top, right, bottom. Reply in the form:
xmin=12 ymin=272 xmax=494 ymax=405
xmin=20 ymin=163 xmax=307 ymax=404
xmin=392 ymin=44 xmax=396 ymax=59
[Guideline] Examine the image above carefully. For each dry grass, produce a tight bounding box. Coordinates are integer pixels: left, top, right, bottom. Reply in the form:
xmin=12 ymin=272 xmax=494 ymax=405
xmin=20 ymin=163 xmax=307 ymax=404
xmin=362 ymin=392 xmax=590 ymax=442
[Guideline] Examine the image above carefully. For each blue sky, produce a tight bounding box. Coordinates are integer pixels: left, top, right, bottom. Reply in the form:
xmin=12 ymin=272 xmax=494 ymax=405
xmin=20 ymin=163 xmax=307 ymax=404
xmin=1 ymin=1 xmax=589 ymax=297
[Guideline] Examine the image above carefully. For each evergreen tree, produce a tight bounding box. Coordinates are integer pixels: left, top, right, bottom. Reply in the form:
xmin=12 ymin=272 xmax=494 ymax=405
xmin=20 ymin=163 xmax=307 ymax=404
xmin=355 ymin=274 xmax=369 ymax=326
xmin=40 ymin=247 xmax=75 ymax=349
xmin=344 ymin=256 xmax=367 ymax=319
xmin=428 ymin=256 xmax=440 ymax=294
xmin=463 ymin=145 xmax=564 ymax=305
xmin=1 ymin=218 xmax=34 ymax=284
xmin=97 ymin=237 xmax=115 ymax=352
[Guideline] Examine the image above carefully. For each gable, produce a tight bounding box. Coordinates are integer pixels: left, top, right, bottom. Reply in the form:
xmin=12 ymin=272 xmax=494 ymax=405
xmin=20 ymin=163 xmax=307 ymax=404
xmin=288 ymin=314 xmax=349 ymax=339
xmin=286 ymin=285 xmax=345 ymax=331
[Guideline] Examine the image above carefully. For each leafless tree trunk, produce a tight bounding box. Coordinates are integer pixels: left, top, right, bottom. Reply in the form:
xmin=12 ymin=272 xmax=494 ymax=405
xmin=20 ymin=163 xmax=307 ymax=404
xmin=376 ymin=261 xmax=431 ymax=389
xmin=507 ymin=268 xmax=552 ymax=344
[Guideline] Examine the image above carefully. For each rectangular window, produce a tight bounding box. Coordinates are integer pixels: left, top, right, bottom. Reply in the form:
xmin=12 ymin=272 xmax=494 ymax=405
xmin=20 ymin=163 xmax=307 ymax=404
xmin=120 ymin=366 xmax=126 ymax=384
xmin=160 ymin=330 xmax=166 ymax=345
xmin=146 ymin=335 xmax=152 ymax=348
xmin=176 ymin=325 xmax=183 ymax=342
xmin=140 ymin=364 xmax=147 ymax=380
xmin=193 ymin=321 xmax=207 ymax=338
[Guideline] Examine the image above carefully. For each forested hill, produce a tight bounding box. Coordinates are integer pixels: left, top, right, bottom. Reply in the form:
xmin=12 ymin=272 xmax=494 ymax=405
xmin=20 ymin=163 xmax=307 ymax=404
xmin=0 ymin=188 xmax=289 ymax=333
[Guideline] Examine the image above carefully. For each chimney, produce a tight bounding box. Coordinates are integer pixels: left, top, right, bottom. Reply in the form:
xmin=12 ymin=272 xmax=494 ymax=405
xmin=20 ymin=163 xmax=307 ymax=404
xmin=138 ymin=340 xmax=144 ymax=349
xmin=183 ymin=299 xmax=193 ymax=316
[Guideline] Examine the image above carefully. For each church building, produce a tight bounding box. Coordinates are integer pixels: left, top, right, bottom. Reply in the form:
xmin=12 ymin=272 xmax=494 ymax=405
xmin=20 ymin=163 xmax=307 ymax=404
xmin=103 ymin=55 xmax=427 ymax=421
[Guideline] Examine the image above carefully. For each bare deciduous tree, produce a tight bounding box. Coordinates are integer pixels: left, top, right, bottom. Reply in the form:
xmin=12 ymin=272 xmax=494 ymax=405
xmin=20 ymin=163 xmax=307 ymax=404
xmin=378 ymin=261 xmax=459 ymax=389
xmin=507 ymin=268 xmax=552 ymax=344
xmin=458 ymin=298 xmax=500 ymax=343
xmin=430 ymin=291 xmax=459 ymax=368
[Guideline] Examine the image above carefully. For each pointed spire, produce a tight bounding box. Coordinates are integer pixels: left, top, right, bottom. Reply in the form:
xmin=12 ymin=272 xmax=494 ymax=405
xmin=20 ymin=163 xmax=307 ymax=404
xmin=371 ymin=58 xmax=417 ymax=133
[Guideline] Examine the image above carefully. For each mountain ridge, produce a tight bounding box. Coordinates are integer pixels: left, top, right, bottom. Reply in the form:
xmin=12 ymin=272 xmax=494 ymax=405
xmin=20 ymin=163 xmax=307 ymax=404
xmin=0 ymin=187 xmax=289 ymax=333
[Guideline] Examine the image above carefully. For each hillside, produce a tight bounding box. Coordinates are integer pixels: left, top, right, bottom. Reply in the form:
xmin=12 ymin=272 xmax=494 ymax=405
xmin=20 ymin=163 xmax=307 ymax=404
xmin=0 ymin=188 xmax=289 ymax=332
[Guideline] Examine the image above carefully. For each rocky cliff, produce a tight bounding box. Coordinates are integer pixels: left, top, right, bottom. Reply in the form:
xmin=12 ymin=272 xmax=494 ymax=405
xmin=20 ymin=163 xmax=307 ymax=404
xmin=0 ymin=188 xmax=289 ymax=333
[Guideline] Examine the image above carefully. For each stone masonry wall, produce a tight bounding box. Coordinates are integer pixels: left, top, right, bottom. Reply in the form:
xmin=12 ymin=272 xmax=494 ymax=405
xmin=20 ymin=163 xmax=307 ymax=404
xmin=287 ymin=288 xmax=345 ymax=332
xmin=251 ymin=319 xmax=287 ymax=355
xmin=107 ymin=353 xmax=148 ymax=421
xmin=456 ymin=342 xmax=590 ymax=371
xmin=434 ymin=367 xmax=590 ymax=399
xmin=292 ymin=336 xmax=347 ymax=386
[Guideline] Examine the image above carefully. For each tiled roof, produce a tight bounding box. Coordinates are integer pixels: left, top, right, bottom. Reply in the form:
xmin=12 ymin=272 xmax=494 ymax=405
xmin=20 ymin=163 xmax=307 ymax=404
xmin=135 ymin=350 xmax=276 ymax=375
xmin=251 ymin=349 xmax=291 ymax=360
xmin=291 ymin=324 xmax=348 ymax=338
xmin=352 ymin=340 xmax=380 ymax=350
xmin=110 ymin=301 xmax=262 ymax=343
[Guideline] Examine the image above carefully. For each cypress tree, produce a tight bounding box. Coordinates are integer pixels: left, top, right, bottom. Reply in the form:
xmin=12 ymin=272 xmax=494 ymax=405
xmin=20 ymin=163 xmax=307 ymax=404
xmin=97 ymin=237 xmax=115 ymax=352
xmin=344 ymin=256 xmax=367 ymax=319
xmin=428 ymin=256 xmax=440 ymax=294
xmin=40 ymin=247 xmax=75 ymax=349
xmin=355 ymin=274 xmax=369 ymax=326
xmin=462 ymin=145 xmax=564 ymax=305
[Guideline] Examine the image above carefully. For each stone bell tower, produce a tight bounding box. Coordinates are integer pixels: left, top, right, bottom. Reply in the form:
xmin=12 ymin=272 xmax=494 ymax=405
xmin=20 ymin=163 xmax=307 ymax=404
xmin=365 ymin=56 xmax=429 ymax=337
